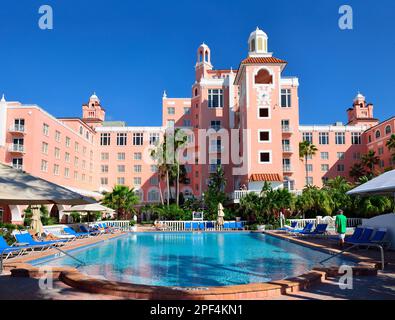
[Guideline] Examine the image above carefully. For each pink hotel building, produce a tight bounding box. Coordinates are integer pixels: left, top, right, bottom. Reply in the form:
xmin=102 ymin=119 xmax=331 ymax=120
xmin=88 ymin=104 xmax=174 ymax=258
xmin=1 ymin=28 xmax=394 ymax=224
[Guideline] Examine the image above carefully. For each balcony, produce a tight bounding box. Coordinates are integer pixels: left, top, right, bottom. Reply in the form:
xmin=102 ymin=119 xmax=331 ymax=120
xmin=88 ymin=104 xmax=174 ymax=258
xmin=9 ymin=125 xmax=25 ymax=134
xmin=8 ymin=144 xmax=25 ymax=153
xmin=12 ymin=164 xmax=23 ymax=171
xmin=281 ymin=126 xmax=293 ymax=134
xmin=230 ymin=190 xmax=261 ymax=204
xmin=282 ymin=145 xmax=292 ymax=153
xmin=283 ymin=165 xmax=293 ymax=173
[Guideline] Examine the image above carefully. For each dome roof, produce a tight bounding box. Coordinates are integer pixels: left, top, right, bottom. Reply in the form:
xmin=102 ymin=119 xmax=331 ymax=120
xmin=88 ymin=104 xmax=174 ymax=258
xmin=249 ymin=27 xmax=268 ymax=40
xmin=354 ymin=92 xmax=365 ymax=101
xmin=90 ymin=92 xmax=99 ymax=101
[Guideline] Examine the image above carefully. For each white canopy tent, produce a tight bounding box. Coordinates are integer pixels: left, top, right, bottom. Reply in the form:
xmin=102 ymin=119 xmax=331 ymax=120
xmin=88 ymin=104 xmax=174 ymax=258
xmin=347 ymin=169 xmax=395 ymax=200
xmin=0 ymin=164 xmax=94 ymax=205
xmin=62 ymin=203 xmax=115 ymax=214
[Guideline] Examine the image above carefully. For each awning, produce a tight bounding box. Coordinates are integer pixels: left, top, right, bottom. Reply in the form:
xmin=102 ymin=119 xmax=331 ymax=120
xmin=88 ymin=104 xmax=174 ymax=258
xmin=62 ymin=203 xmax=115 ymax=214
xmin=249 ymin=174 xmax=283 ymax=182
xmin=347 ymin=170 xmax=395 ymax=197
xmin=0 ymin=164 xmax=94 ymax=205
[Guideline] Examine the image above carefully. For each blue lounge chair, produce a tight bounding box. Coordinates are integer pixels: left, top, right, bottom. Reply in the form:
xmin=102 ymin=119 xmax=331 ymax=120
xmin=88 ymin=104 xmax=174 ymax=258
xmin=185 ymin=222 xmax=192 ymax=230
xmin=14 ymin=233 xmax=60 ymax=248
xmin=288 ymin=222 xmax=314 ymax=234
xmin=79 ymin=225 xmax=100 ymax=236
xmin=63 ymin=227 xmax=89 ymax=238
xmin=346 ymin=227 xmax=364 ymax=241
xmin=229 ymin=222 xmax=236 ymax=230
xmin=192 ymin=222 xmax=199 ymax=231
xmin=223 ymin=222 xmax=230 ymax=230
xmin=206 ymin=222 xmax=214 ymax=229
xmin=278 ymin=221 xmax=298 ymax=231
xmin=0 ymin=236 xmax=27 ymax=260
xmin=346 ymin=228 xmax=374 ymax=244
xmin=199 ymin=222 xmax=205 ymax=230
xmin=298 ymin=224 xmax=328 ymax=236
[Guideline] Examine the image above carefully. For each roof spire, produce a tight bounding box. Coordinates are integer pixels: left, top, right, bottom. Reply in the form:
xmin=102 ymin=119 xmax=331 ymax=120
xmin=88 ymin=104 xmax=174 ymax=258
xmin=1 ymin=94 xmax=5 ymax=102
xmin=163 ymin=90 xmax=167 ymax=99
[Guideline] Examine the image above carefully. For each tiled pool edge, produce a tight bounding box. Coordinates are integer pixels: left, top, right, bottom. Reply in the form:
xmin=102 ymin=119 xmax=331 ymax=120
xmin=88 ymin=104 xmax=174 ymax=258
xmin=4 ymin=230 xmax=380 ymax=300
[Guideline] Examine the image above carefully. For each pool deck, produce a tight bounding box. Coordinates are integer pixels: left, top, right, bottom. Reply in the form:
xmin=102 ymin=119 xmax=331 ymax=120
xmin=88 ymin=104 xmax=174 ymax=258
xmin=1 ymin=228 xmax=395 ymax=300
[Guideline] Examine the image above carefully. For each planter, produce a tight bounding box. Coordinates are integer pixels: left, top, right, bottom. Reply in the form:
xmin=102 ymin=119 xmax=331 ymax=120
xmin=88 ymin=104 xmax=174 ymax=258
xmin=257 ymin=225 xmax=266 ymax=231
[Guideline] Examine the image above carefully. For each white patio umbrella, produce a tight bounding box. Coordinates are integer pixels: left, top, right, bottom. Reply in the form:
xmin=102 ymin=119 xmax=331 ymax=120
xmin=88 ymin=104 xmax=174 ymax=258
xmin=62 ymin=203 xmax=115 ymax=222
xmin=0 ymin=164 xmax=94 ymax=205
xmin=30 ymin=205 xmax=44 ymax=235
xmin=347 ymin=170 xmax=395 ymax=201
xmin=217 ymin=203 xmax=225 ymax=227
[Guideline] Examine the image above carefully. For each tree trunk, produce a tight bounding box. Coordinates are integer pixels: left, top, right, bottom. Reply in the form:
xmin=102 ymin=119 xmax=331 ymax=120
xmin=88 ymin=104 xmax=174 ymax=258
xmin=305 ymin=155 xmax=308 ymax=186
xmin=158 ymin=174 xmax=164 ymax=205
xmin=176 ymin=163 xmax=180 ymax=206
xmin=166 ymin=170 xmax=170 ymax=207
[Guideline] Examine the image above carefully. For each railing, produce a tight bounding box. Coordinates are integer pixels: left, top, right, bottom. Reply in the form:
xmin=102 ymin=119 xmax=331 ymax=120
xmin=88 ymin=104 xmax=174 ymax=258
xmin=287 ymin=217 xmax=364 ymax=229
xmin=8 ymin=144 xmax=25 ymax=153
xmin=281 ymin=126 xmax=293 ymax=133
xmin=283 ymin=165 xmax=293 ymax=172
xmin=12 ymin=164 xmax=23 ymax=171
xmin=231 ymin=190 xmax=261 ymax=201
xmin=44 ymin=220 xmax=132 ymax=234
xmin=156 ymin=220 xmax=247 ymax=231
xmin=282 ymin=145 xmax=292 ymax=152
xmin=9 ymin=125 xmax=25 ymax=133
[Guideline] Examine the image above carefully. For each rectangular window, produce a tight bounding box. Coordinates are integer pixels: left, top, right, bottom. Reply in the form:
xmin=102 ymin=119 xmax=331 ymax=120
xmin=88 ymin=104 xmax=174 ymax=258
xmin=150 ymin=165 xmax=158 ymax=173
xmin=117 ymin=177 xmax=125 ymax=185
xmin=12 ymin=158 xmax=23 ymax=170
xmin=74 ymin=171 xmax=78 ymax=180
xmin=101 ymin=177 xmax=108 ymax=186
xmin=149 ymin=133 xmax=160 ymax=145
xmin=184 ymin=107 xmax=191 ymax=115
xmin=117 ymin=133 xmax=127 ymax=146
xmin=351 ymin=132 xmax=361 ymax=145
xmin=306 ymin=164 xmax=313 ymax=172
xmin=42 ymin=142 xmax=48 ymax=155
xmin=337 ymin=164 xmax=345 ymax=172
xmin=82 ymin=160 xmax=86 ymax=170
xmin=134 ymin=152 xmax=142 ymax=160
xmin=321 ymin=152 xmax=329 ymax=160
xmin=167 ymin=120 xmax=175 ymax=128
xmin=74 ymin=142 xmax=79 ymax=152
xmin=134 ymin=165 xmax=142 ymax=173
xmin=321 ymin=164 xmax=329 ymax=172
xmin=306 ymin=177 xmax=313 ymax=185
xmin=302 ymin=132 xmax=313 ymax=143
xmin=281 ymin=120 xmax=291 ymax=132
xmin=41 ymin=160 xmax=48 ymax=172
xmin=259 ymin=107 xmax=269 ymax=118
xmin=65 ymin=136 xmax=71 ymax=147
xmin=55 ymin=131 xmax=61 ymax=142
xmin=101 ymin=152 xmax=109 ymax=161
xmin=74 ymin=157 xmax=79 ymax=168
xmin=210 ymin=121 xmax=221 ymax=131
xmin=167 ymin=107 xmax=175 ymax=115
xmin=65 ymin=152 xmax=70 ymax=163
xmin=13 ymin=119 xmax=25 ymax=132
xmin=335 ymin=132 xmax=346 ymax=145
xmin=281 ymin=89 xmax=291 ymax=108
xmin=117 ymin=152 xmax=126 ymax=161
xmin=133 ymin=133 xmax=144 ymax=146
xmin=183 ymin=119 xmax=192 ymax=127
xmin=378 ymin=147 xmax=384 ymax=156
xmin=259 ymin=151 xmax=271 ymax=163
xmin=259 ymin=130 xmax=270 ymax=142
xmin=83 ymin=146 xmax=87 ymax=155
xmin=64 ymin=167 xmax=70 ymax=178
xmin=208 ymin=89 xmax=223 ymax=108
xmin=43 ymin=123 xmax=49 ymax=136
xmin=319 ymin=132 xmax=329 ymax=145
xmin=117 ymin=165 xmax=125 ymax=173
xmin=380 ymin=160 xmax=385 ymax=168
xmin=337 ymin=152 xmax=345 ymax=160
xmin=353 ymin=152 xmax=361 ymax=160
xmin=101 ymin=165 xmax=109 ymax=173
xmin=150 ymin=176 xmax=158 ymax=185
xmin=53 ymin=164 xmax=60 ymax=176
xmin=100 ymin=133 xmax=111 ymax=146
xmin=133 ymin=177 xmax=142 ymax=186
xmin=54 ymin=147 xmax=60 ymax=159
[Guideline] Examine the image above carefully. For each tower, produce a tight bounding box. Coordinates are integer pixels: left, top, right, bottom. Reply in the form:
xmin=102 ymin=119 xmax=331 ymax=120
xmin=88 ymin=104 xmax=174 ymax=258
xmin=347 ymin=92 xmax=378 ymax=127
xmin=248 ymin=27 xmax=271 ymax=58
xmin=82 ymin=93 xmax=106 ymax=128
xmin=195 ymin=43 xmax=213 ymax=81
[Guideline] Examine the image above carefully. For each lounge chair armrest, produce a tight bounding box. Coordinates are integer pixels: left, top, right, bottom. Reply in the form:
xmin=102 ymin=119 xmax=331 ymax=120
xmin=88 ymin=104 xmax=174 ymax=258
xmin=12 ymin=242 xmax=29 ymax=247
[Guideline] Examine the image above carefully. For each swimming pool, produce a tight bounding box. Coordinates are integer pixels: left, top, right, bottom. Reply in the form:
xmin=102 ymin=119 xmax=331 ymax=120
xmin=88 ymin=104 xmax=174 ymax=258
xmin=32 ymin=232 xmax=355 ymax=287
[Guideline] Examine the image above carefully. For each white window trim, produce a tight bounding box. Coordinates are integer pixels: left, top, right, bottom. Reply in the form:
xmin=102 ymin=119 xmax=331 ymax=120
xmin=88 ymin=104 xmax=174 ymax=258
xmin=258 ymin=129 xmax=272 ymax=143
xmin=257 ymin=106 xmax=271 ymax=119
xmin=258 ymin=150 xmax=272 ymax=164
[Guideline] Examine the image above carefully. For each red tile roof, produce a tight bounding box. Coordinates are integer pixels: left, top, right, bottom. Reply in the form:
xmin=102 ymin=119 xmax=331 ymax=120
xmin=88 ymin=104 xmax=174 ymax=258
xmin=241 ymin=57 xmax=287 ymax=65
xmin=250 ymin=174 xmax=283 ymax=182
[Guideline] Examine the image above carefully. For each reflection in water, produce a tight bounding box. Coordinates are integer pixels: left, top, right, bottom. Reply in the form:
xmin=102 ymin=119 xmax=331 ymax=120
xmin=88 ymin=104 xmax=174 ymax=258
xmin=38 ymin=233 xmax=354 ymax=287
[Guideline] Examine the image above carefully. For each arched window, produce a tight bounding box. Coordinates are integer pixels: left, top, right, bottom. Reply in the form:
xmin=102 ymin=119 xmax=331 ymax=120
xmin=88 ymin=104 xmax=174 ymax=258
xmin=257 ymin=37 xmax=263 ymax=51
xmin=250 ymin=39 xmax=255 ymax=52
xmin=194 ymin=88 xmax=198 ymax=97
xmin=255 ymin=69 xmax=273 ymax=84
xmin=136 ymin=190 xmax=144 ymax=202
xmin=385 ymin=125 xmax=392 ymax=135
xmin=148 ymin=189 xmax=159 ymax=202
xmin=376 ymin=130 xmax=381 ymax=139
xmin=199 ymin=51 xmax=203 ymax=62
xmin=205 ymin=51 xmax=209 ymax=62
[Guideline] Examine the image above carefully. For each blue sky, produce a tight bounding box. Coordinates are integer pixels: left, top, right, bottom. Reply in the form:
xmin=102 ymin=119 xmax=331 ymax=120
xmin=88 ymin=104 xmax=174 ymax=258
xmin=0 ymin=0 xmax=394 ymax=126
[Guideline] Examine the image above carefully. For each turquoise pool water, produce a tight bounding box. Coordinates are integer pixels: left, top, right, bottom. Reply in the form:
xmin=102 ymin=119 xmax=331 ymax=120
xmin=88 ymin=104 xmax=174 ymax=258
xmin=33 ymin=233 xmax=354 ymax=287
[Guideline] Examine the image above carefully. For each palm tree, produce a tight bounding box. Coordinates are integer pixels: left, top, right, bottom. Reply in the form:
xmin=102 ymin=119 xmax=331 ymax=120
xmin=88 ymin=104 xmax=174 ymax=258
xmin=349 ymin=163 xmax=366 ymax=182
xmin=323 ymin=176 xmax=352 ymax=212
xmin=174 ymin=129 xmax=188 ymax=206
xmin=386 ymin=134 xmax=395 ymax=162
xmin=102 ymin=185 xmax=140 ymax=220
xmin=299 ymin=141 xmax=318 ymax=186
xmin=361 ymin=150 xmax=380 ymax=177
